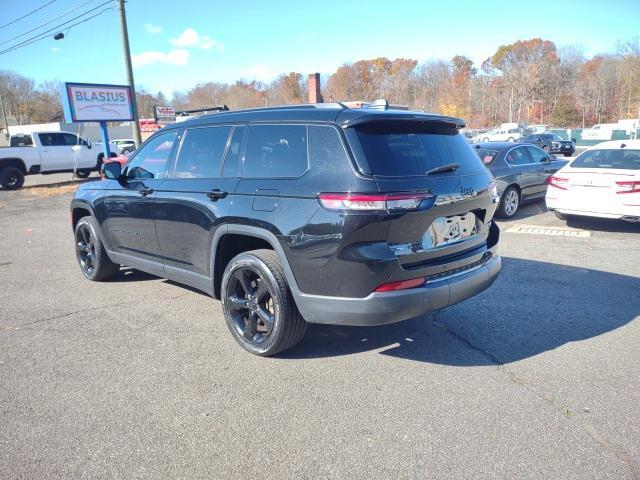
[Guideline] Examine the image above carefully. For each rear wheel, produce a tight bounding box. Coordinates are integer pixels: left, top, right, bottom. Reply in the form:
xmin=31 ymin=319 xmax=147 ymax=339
xmin=543 ymin=145 xmax=550 ymax=152
xmin=75 ymin=169 xmax=91 ymax=178
xmin=221 ymin=249 xmax=306 ymax=356
xmin=497 ymin=186 xmax=520 ymax=218
xmin=0 ymin=166 xmax=25 ymax=190
xmin=74 ymin=216 xmax=120 ymax=281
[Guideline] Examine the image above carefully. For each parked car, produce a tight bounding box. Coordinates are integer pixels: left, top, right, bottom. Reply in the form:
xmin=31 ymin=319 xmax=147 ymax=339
xmin=72 ymin=102 xmax=502 ymax=356
xmin=519 ymin=133 xmax=575 ymax=156
xmin=476 ymin=127 xmax=523 ymax=143
xmin=581 ymin=123 xmax=618 ymax=141
xmin=95 ymin=138 xmax=137 ymax=155
xmin=0 ymin=131 xmax=106 ymax=189
xmin=474 ymin=142 xmax=568 ymax=218
xmin=546 ymin=140 xmax=640 ymax=222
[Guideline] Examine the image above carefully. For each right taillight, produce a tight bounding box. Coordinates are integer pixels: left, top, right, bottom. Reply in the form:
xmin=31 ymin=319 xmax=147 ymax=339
xmin=547 ymin=176 xmax=569 ymax=190
xmin=616 ymin=181 xmax=640 ymax=194
xmin=318 ymin=192 xmax=433 ymax=212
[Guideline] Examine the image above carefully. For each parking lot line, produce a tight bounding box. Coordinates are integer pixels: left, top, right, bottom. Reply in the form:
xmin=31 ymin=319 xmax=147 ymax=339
xmin=505 ymin=224 xmax=591 ymax=237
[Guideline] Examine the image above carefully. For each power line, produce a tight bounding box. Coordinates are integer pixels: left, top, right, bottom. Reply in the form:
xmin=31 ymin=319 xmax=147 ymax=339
xmin=0 ymin=0 xmax=59 ymax=31
xmin=0 ymin=0 xmax=107 ymax=47
xmin=0 ymin=6 xmax=115 ymax=56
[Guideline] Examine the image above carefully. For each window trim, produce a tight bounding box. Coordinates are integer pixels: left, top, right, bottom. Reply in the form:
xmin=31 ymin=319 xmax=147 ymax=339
xmin=241 ymin=123 xmax=311 ymax=179
xmin=169 ymin=124 xmax=234 ymax=180
xmin=123 ymin=129 xmax=181 ymax=181
xmin=220 ymin=124 xmax=248 ymax=179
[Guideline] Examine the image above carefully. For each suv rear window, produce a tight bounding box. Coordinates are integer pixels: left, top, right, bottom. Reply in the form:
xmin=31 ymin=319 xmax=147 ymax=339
xmin=571 ymin=149 xmax=640 ymax=170
xmin=355 ymin=122 xmax=485 ymax=176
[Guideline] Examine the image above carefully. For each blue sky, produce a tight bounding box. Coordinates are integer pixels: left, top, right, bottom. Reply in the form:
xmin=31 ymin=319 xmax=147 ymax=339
xmin=1 ymin=0 xmax=639 ymax=97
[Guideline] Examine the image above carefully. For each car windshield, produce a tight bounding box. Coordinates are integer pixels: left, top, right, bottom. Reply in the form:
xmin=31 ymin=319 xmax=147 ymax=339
xmin=355 ymin=122 xmax=485 ymax=176
xmin=571 ymin=149 xmax=640 ymax=170
xmin=551 ymin=134 xmax=565 ymax=141
xmin=475 ymin=148 xmax=499 ymax=165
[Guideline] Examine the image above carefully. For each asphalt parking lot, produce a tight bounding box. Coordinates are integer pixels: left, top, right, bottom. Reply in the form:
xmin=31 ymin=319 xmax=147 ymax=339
xmin=1 ymin=180 xmax=639 ymax=479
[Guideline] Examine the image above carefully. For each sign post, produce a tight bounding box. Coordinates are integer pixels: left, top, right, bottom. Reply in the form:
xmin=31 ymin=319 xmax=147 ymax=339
xmin=60 ymin=82 xmax=135 ymax=167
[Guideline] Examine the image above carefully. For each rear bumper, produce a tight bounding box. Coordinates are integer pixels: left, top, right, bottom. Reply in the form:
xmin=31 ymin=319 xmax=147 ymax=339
xmin=546 ymin=197 xmax=639 ymax=220
xmin=294 ymin=255 xmax=501 ymax=326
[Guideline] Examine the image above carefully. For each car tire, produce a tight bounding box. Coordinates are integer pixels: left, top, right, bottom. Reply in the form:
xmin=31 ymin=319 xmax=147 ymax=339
xmin=507 ymin=137 xmax=515 ymax=142
xmin=122 ymin=149 xmax=131 ymax=155
xmin=543 ymin=145 xmax=550 ymax=152
xmin=0 ymin=166 xmax=25 ymax=190
xmin=74 ymin=216 xmax=120 ymax=281
xmin=497 ymin=186 xmax=520 ymax=218
xmin=221 ymin=249 xmax=307 ymax=356
xmin=563 ymin=153 xmax=572 ymax=157
xmin=75 ymin=169 xmax=91 ymax=178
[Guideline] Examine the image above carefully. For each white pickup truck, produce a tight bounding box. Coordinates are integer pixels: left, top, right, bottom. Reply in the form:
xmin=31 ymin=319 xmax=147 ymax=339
xmin=0 ymin=131 xmax=111 ymax=190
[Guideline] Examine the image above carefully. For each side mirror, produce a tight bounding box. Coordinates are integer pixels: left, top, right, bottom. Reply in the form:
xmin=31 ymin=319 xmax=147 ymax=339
xmin=102 ymin=161 xmax=122 ymax=179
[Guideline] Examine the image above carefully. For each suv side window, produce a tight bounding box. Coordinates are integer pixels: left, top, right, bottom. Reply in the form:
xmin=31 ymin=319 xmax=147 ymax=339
xmin=506 ymin=146 xmax=532 ymax=166
xmin=243 ymin=124 xmax=308 ymax=178
xmin=308 ymin=125 xmax=349 ymax=170
xmin=526 ymin=145 xmax=549 ymax=163
xmin=126 ymin=131 xmax=178 ymax=180
xmin=173 ymin=126 xmax=232 ymax=178
xmin=222 ymin=126 xmax=245 ymax=177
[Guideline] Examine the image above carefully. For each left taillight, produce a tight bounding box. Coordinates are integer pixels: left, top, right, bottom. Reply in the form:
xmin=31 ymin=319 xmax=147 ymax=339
xmin=317 ymin=192 xmax=433 ymax=212
xmin=547 ymin=176 xmax=569 ymax=190
xmin=616 ymin=181 xmax=640 ymax=194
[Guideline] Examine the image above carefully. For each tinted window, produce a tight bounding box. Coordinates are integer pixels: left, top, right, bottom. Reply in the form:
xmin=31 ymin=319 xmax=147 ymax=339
xmin=475 ymin=148 xmax=499 ymax=165
xmin=38 ymin=133 xmax=63 ymax=146
xmin=526 ymin=145 xmax=548 ymax=163
xmin=10 ymin=135 xmax=33 ymax=147
xmin=173 ymin=126 xmax=231 ymax=178
xmin=126 ymin=131 xmax=178 ymax=179
xmin=571 ymin=149 xmax=640 ymax=170
xmin=505 ymin=147 xmax=532 ymax=166
xmin=309 ymin=125 xmax=349 ymax=170
xmin=243 ymin=124 xmax=308 ymax=178
xmin=222 ymin=126 xmax=245 ymax=177
xmin=355 ymin=123 xmax=485 ymax=176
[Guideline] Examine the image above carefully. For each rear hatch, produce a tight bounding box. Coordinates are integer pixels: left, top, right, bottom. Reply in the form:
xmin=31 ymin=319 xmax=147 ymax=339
xmin=348 ymin=120 xmax=498 ymax=270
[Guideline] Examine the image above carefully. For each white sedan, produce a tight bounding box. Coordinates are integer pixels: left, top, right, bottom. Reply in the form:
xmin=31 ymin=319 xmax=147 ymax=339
xmin=545 ymin=140 xmax=640 ymax=223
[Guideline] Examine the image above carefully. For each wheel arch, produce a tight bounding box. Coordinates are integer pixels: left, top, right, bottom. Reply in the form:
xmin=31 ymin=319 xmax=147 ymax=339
xmin=0 ymin=157 xmax=27 ymax=173
xmin=211 ymin=225 xmax=300 ymax=300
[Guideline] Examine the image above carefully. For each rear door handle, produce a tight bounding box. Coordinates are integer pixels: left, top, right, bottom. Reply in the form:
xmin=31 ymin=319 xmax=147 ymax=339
xmin=207 ymin=189 xmax=228 ymax=201
xmin=138 ymin=186 xmax=154 ymax=196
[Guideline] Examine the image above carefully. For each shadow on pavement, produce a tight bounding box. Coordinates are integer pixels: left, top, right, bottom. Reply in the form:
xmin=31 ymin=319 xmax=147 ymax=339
xmin=565 ymin=215 xmax=640 ymax=234
xmin=281 ymin=256 xmax=640 ymax=365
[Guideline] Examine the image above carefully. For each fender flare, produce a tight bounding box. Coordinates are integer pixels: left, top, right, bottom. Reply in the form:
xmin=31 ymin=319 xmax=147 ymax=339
xmin=210 ymin=224 xmax=302 ymax=295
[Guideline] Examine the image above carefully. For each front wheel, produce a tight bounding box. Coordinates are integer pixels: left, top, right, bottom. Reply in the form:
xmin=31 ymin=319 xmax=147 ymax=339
xmin=564 ymin=153 xmax=572 ymax=157
xmin=0 ymin=166 xmax=25 ymax=190
xmin=221 ymin=249 xmax=306 ymax=356
xmin=74 ymin=216 xmax=120 ymax=281
xmin=497 ymin=186 xmax=520 ymax=218
xmin=75 ymin=169 xmax=91 ymax=178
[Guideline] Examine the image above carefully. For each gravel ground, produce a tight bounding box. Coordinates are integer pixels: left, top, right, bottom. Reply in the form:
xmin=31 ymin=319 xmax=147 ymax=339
xmin=0 ymin=187 xmax=638 ymax=479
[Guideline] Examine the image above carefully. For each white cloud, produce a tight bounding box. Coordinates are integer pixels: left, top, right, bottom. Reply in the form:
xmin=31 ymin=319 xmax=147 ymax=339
xmin=51 ymin=47 xmax=60 ymax=53
xmin=132 ymin=49 xmax=190 ymax=67
xmin=171 ymin=27 xmax=221 ymax=50
xmin=145 ymin=23 xmax=162 ymax=34
xmin=244 ymin=64 xmax=276 ymax=81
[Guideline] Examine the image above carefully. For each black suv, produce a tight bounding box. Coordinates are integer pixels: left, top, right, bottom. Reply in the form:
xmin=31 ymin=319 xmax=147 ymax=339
xmin=71 ymin=103 xmax=501 ymax=355
xmin=519 ymin=133 xmax=575 ymax=157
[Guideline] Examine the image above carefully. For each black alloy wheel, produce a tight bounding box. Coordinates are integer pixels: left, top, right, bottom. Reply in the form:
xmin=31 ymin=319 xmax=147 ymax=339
xmin=76 ymin=222 xmax=97 ymax=277
xmin=226 ymin=267 xmax=276 ymax=345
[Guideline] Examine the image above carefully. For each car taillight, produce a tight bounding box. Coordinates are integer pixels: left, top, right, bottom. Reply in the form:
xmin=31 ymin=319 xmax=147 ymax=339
xmin=616 ymin=181 xmax=640 ymax=194
xmin=488 ymin=181 xmax=499 ymax=201
xmin=318 ymin=192 xmax=433 ymax=212
xmin=374 ymin=277 xmax=425 ymax=292
xmin=547 ymin=176 xmax=568 ymax=190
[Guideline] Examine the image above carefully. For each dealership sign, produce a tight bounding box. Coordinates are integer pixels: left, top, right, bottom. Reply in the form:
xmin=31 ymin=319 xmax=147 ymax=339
xmin=154 ymin=106 xmax=176 ymax=123
xmin=61 ymin=82 xmax=134 ymax=122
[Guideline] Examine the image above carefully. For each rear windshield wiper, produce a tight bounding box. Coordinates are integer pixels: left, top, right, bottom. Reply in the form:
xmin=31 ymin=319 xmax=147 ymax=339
xmin=426 ymin=162 xmax=459 ymax=175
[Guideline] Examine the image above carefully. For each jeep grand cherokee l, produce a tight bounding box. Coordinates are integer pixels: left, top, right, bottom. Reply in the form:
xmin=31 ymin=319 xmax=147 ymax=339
xmin=71 ymin=102 xmax=501 ymax=356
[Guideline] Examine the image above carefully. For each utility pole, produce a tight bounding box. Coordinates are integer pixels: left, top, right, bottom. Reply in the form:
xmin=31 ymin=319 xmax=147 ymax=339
xmin=117 ymin=0 xmax=142 ymax=147
xmin=0 ymin=95 xmax=9 ymax=141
